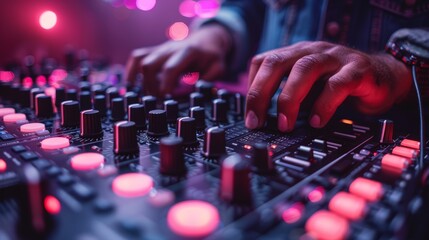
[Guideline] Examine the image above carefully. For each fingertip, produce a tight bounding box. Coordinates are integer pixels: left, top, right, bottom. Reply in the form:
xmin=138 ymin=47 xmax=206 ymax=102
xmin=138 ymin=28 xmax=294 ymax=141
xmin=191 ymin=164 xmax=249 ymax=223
xmin=245 ymin=110 xmax=259 ymax=129
xmin=309 ymin=114 xmax=322 ymax=128
xmin=278 ymin=113 xmax=289 ymax=132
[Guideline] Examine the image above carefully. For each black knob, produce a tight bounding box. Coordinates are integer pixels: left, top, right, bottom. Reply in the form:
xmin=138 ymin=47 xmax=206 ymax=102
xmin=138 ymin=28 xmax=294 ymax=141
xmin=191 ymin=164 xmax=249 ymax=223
xmin=212 ymin=99 xmax=228 ymax=123
xmin=30 ymin=88 xmax=44 ymax=109
xmin=220 ymin=154 xmax=252 ymax=204
xmin=17 ymin=164 xmax=53 ymax=237
xmin=142 ymin=95 xmax=157 ymax=117
xmin=113 ymin=121 xmax=139 ymax=154
xmin=54 ymin=87 xmax=66 ymax=110
xmin=35 ymin=94 xmax=54 ymax=118
xmin=79 ymin=82 xmax=91 ymax=92
xmin=217 ymin=89 xmax=230 ymax=103
xmin=10 ymin=84 xmax=20 ymax=103
xmin=252 ymin=142 xmax=274 ymax=174
xmin=66 ymin=89 xmax=77 ymax=101
xmin=233 ymin=93 xmax=244 ymax=116
xmin=160 ymin=136 xmax=186 ymax=175
xmin=105 ymin=87 xmax=119 ymax=108
xmin=93 ymin=95 xmax=107 ymax=116
xmin=189 ymin=106 xmax=206 ymax=130
xmin=128 ymin=104 xmax=146 ymax=130
xmin=202 ymin=126 xmax=226 ymax=158
xmin=124 ymin=92 xmax=139 ymax=108
xmin=61 ymin=100 xmax=80 ymax=127
xmin=147 ymin=110 xmax=169 ymax=137
xmin=164 ymin=100 xmax=178 ymax=124
xmin=80 ymin=109 xmax=103 ymax=138
xmin=79 ymin=91 xmax=92 ymax=111
xmin=195 ymin=80 xmax=214 ymax=101
xmin=189 ymin=92 xmax=204 ymax=107
xmin=378 ymin=119 xmax=394 ymax=144
xmin=177 ymin=117 xmax=198 ymax=146
xmin=92 ymin=85 xmax=106 ymax=97
xmin=20 ymin=88 xmax=31 ymax=107
xmin=111 ymin=97 xmax=125 ymax=122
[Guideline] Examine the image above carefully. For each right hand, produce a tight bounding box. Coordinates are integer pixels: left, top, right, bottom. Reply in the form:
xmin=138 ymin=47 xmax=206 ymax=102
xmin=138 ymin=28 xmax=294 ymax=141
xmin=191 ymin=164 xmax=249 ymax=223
xmin=125 ymin=24 xmax=232 ymax=96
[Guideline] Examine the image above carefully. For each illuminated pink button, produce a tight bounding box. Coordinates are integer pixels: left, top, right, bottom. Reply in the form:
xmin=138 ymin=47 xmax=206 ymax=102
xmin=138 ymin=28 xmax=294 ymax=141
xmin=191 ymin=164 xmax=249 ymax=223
xmin=112 ymin=173 xmax=153 ymax=198
xmin=0 ymin=158 xmax=6 ymax=172
xmin=40 ymin=137 xmax=70 ymax=150
xmin=0 ymin=108 xmax=15 ymax=117
xmin=20 ymin=123 xmax=45 ymax=133
xmin=306 ymin=210 xmax=349 ymax=240
xmin=167 ymin=200 xmax=220 ymax=237
xmin=3 ymin=113 xmax=26 ymax=123
xmin=70 ymin=152 xmax=105 ymax=171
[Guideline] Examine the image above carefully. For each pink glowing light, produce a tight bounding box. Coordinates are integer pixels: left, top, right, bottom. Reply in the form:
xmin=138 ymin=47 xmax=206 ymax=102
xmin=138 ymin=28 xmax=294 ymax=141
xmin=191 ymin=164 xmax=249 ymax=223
xmin=36 ymin=75 xmax=47 ymax=87
xmin=195 ymin=0 xmax=220 ymax=18
xmin=0 ymin=71 xmax=15 ymax=82
xmin=22 ymin=77 xmax=33 ymax=88
xmin=181 ymin=72 xmax=199 ymax=85
xmin=50 ymin=69 xmax=68 ymax=83
xmin=44 ymin=195 xmax=61 ymax=215
xmin=282 ymin=203 xmax=304 ymax=224
xmin=124 ymin=0 xmax=137 ymax=9
xmin=39 ymin=11 xmax=57 ymax=30
xmin=179 ymin=0 xmax=197 ymax=18
xmin=112 ymin=173 xmax=154 ymax=198
xmin=137 ymin=0 xmax=156 ymax=11
xmin=168 ymin=22 xmax=189 ymax=41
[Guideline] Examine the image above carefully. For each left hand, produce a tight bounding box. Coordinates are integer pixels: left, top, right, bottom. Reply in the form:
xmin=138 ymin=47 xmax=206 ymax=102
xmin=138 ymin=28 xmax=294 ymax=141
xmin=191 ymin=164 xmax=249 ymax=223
xmin=245 ymin=41 xmax=412 ymax=132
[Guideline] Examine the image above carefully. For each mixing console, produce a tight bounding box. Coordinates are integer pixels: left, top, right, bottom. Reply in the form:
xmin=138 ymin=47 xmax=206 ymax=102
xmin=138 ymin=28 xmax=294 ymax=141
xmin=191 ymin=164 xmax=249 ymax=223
xmin=0 ymin=68 xmax=428 ymax=240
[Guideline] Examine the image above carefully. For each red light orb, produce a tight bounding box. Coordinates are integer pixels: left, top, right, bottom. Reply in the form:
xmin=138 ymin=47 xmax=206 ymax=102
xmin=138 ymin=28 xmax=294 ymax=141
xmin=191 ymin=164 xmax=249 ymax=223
xmin=44 ymin=195 xmax=61 ymax=214
xmin=181 ymin=72 xmax=199 ymax=85
xmin=0 ymin=71 xmax=15 ymax=82
xmin=137 ymin=0 xmax=157 ymax=11
xmin=39 ymin=11 xmax=57 ymax=30
xmin=168 ymin=22 xmax=189 ymax=41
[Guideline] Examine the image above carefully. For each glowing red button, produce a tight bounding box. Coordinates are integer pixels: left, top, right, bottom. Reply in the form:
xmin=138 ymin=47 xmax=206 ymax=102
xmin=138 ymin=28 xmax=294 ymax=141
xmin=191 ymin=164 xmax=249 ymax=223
xmin=282 ymin=203 xmax=304 ymax=224
xmin=20 ymin=123 xmax=45 ymax=133
xmin=70 ymin=152 xmax=105 ymax=171
xmin=167 ymin=200 xmax=220 ymax=237
xmin=40 ymin=137 xmax=70 ymax=150
xmin=306 ymin=210 xmax=349 ymax=240
xmin=112 ymin=173 xmax=153 ymax=198
xmin=381 ymin=154 xmax=409 ymax=172
xmin=392 ymin=146 xmax=418 ymax=159
xmin=0 ymin=108 xmax=15 ymax=117
xmin=401 ymin=139 xmax=420 ymax=150
xmin=0 ymin=159 xmax=6 ymax=172
xmin=329 ymin=192 xmax=367 ymax=220
xmin=3 ymin=113 xmax=26 ymax=123
xmin=44 ymin=195 xmax=61 ymax=215
xmin=349 ymin=177 xmax=383 ymax=202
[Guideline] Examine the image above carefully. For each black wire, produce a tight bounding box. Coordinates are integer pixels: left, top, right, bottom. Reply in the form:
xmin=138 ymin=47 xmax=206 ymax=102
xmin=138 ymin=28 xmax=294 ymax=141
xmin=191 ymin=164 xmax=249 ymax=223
xmin=411 ymin=64 xmax=425 ymax=172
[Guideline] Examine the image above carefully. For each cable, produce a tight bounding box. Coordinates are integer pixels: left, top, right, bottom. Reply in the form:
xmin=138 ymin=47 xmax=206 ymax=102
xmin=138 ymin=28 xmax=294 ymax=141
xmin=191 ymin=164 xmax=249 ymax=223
xmin=411 ymin=64 xmax=425 ymax=172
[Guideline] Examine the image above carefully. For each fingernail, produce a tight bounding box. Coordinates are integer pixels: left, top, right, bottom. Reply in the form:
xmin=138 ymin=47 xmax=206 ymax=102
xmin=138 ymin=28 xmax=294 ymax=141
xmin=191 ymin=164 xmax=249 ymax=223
xmin=245 ymin=111 xmax=259 ymax=129
xmin=310 ymin=114 xmax=321 ymax=128
xmin=278 ymin=113 xmax=288 ymax=132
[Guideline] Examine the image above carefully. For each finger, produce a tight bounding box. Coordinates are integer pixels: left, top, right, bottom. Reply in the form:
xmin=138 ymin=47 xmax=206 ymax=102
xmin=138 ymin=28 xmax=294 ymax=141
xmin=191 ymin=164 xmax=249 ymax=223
xmin=309 ymin=63 xmax=361 ymax=128
xmin=245 ymin=51 xmax=299 ymax=129
xmin=125 ymin=47 xmax=154 ymax=85
xmin=159 ymin=48 xmax=200 ymax=94
xmin=141 ymin=50 xmax=173 ymax=96
xmin=277 ymin=54 xmax=340 ymax=132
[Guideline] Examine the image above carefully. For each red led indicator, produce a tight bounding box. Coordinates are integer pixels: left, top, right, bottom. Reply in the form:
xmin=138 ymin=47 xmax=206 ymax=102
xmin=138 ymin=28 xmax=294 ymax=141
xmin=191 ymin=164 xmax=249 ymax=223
xmin=71 ymin=152 xmax=105 ymax=171
xmin=244 ymin=144 xmax=252 ymax=150
xmin=44 ymin=195 xmax=61 ymax=215
xmin=39 ymin=11 xmax=57 ymax=30
xmin=167 ymin=200 xmax=220 ymax=237
xmin=112 ymin=173 xmax=154 ymax=198
xmin=308 ymin=186 xmax=325 ymax=203
xmin=282 ymin=203 xmax=304 ymax=224
xmin=0 ymin=159 xmax=7 ymax=172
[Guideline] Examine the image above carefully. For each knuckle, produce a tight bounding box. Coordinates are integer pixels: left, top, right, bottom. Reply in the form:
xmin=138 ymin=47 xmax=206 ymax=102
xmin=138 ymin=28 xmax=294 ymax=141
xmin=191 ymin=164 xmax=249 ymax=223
xmin=246 ymin=89 xmax=262 ymax=104
xmin=294 ymin=55 xmax=320 ymax=73
xmin=277 ymin=92 xmax=295 ymax=105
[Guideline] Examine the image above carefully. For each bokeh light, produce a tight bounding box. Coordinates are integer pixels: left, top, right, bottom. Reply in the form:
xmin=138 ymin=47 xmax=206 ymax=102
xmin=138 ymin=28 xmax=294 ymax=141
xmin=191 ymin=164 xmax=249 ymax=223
xmin=168 ymin=22 xmax=189 ymax=41
xmin=39 ymin=11 xmax=57 ymax=30
xmin=124 ymin=0 xmax=137 ymax=9
xmin=179 ymin=0 xmax=197 ymax=18
xmin=195 ymin=0 xmax=220 ymax=18
xmin=137 ymin=0 xmax=157 ymax=11
xmin=0 ymin=71 xmax=15 ymax=82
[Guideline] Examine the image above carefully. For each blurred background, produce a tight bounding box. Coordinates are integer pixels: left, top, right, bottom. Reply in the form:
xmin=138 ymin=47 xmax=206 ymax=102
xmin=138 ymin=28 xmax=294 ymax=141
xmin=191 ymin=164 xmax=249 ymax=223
xmin=0 ymin=0 xmax=220 ymax=67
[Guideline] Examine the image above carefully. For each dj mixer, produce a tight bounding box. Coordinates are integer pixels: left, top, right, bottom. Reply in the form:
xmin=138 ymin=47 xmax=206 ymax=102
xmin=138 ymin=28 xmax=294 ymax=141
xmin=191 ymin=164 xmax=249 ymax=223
xmin=0 ymin=65 xmax=428 ymax=240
